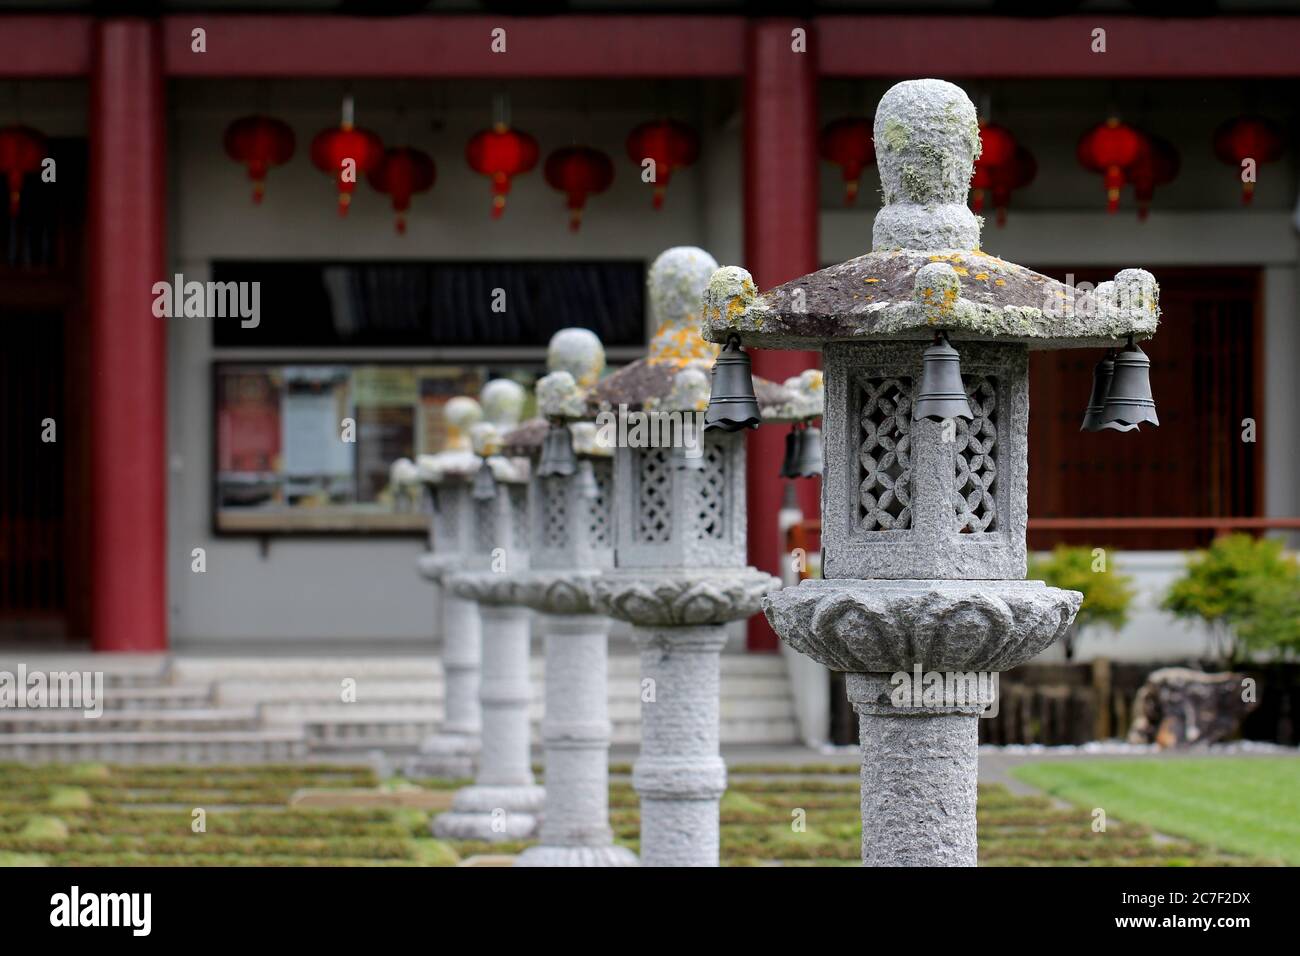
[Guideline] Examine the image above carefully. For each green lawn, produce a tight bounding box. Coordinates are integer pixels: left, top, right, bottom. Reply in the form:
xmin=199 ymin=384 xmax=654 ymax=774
xmin=1013 ymin=757 xmax=1300 ymax=866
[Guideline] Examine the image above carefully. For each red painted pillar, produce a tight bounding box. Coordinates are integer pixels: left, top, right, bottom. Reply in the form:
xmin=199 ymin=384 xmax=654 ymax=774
xmin=89 ymin=20 xmax=167 ymax=651
xmin=743 ymin=19 xmax=821 ymax=651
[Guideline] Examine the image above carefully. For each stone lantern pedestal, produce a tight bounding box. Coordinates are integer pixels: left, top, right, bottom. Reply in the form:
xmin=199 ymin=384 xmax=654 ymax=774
xmin=702 ymin=79 xmax=1161 ymax=866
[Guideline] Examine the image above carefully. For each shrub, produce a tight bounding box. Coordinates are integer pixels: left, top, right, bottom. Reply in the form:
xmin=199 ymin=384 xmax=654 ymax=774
xmin=1162 ymin=534 xmax=1300 ymax=665
xmin=1028 ymin=546 xmax=1136 ymax=659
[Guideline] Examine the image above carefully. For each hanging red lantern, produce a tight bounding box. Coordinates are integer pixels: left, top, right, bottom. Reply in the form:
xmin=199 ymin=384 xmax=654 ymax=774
xmin=990 ymin=146 xmax=1037 ymax=227
xmin=1125 ymin=133 xmax=1180 ymax=222
xmin=367 ymin=147 xmax=437 ymax=234
xmin=1213 ymin=116 xmax=1284 ymax=205
xmin=818 ymin=118 xmax=875 ymax=205
xmin=970 ymin=122 xmax=1017 ymax=214
xmin=544 ymin=146 xmax=614 ymax=232
xmin=625 ymin=119 xmax=699 ymax=209
xmin=1077 ymin=118 xmax=1142 ymax=213
xmin=310 ymin=98 xmax=384 ymax=216
xmin=222 ymin=115 xmax=295 ymax=205
xmin=0 ymin=125 xmax=46 ymax=217
xmin=466 ymin=124 xmax=540 ymax=219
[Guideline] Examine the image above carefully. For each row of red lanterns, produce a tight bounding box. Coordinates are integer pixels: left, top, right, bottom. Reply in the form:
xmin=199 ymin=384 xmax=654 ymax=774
xmin=817 ymin=113 xmax=1286 ymax=222
xmin=223 ymin=100 xmax=700 ymax=233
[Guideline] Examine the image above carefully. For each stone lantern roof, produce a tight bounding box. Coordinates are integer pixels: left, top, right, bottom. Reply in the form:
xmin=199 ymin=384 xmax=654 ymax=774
xmin=586 ymin=246 xmax=813 ymax=423
xmin=701 ymin=79 xmax=1159 ymax=351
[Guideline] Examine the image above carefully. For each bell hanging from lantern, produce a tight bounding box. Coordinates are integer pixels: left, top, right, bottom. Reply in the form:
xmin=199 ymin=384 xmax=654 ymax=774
xmin=704 ymin=335 xmax=762 ymax=432
xmin=576 ymin=459 xmax=601 ymax=499
xmin=779 ymin=427 xmax=801 ymax=479
xmin=1099 ymin=336 xmax=1159 ymax=429
xmin=781 ymin=423 xmax=823 ymax=479
xmin=913 ymin=332 xmax=974 ymax=423
xmin=537 ymin=421 xmax=577 ymax=477
xmin=1080 ymin=351 xmax=1138 ymax=433
xmin=471 ymin=458 xmax=498 ymax=500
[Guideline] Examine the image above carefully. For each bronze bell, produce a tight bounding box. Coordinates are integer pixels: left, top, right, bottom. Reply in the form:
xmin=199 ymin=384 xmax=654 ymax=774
xmin=913 ymin=332 xmax=974 ymax=422
xmin=1080 ymin=352 xmax=1138 ymax=433
xmin=779 ymin=427 xmax=801 ymax=479
xmin=537 ymin=421 xmax=577 ymax=477
xmin=471 ymin=457 xmax=498 ymax=500
xmin=781 ymin=423 xmax=823 ymax=479
xmin=1100 ymin=336 xmax=1159 ymax=428
xmin=704 ymin=334 xmax=763 ymax=432
xmin=576 ymin=459 xmax=601 ymax=498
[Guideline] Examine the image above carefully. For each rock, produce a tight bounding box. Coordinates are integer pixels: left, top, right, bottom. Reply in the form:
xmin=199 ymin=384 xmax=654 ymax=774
xmin=1127 ymin=667 xmax=1257 ymax=748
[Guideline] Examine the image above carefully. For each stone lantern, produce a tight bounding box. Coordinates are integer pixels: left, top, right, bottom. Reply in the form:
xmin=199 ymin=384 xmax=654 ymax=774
xmin=702 ymin=79 xmax=1161 ymax=867
xmin=588 ymin=246 xmax=799 ymax=868
xmin=433 ymin=379 xmax=544 ymax=841
xmin=407 ymin=396 xmax=485 ymax=778
xmin=506 ymin=328 xmax=639 ymax=867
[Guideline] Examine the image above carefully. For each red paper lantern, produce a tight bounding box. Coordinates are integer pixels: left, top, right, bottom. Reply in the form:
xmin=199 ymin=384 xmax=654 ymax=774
xmin=0 ymin=125 xmax=46 ymax=217
xmin=310 ymin=101 xmax=384 ymax=216
xmin=544 ymin=147 xmax=614 ymax=232
xmin=625 ymin=119 xmax=699 ymax=209
xmin=1213 ymin=116 xmax=1284 ymax=205
xmin=970 ymin=122 xmax=1017 ymax=214
xmin=1125 ymin=133 xmax=1180 ymax=221
xmin=1077 ymin=118 xmax=1142 ymax=213
xmin=990 ymin=146 xmax=1037 ymax=227
xmin=368 ymin=147 xmax=437 ymax=234
xmin=223 ymin=115 xmax=295 ymax=205
xmin=818 ymin=118 xmax=875 ymax=205
xmin=466 ymin=124 xmax=540 ymax=219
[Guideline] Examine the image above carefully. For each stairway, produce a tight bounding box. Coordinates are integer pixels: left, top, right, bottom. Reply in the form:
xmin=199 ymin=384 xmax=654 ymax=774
xmin=0 ymin=652 xmax=798 ymax=763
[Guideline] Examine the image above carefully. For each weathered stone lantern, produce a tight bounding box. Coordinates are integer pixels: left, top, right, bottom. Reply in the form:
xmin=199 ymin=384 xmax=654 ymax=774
xmin=589 ymin=246 xmax=800 ymax=868
xmin=408 ymin=396 xmax=486 ymax=778
xmin=701 ymin=79 xmax=1161 ymax=867
xmin=504 ymin=328 xmax=640 ymax=867
xmin=434 ymin=379 xmax=545 ymax=841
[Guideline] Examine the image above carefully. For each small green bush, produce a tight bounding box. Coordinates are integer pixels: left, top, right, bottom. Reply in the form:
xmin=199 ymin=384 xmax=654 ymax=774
xmin=1029 ymin=545 xmax=1136 ymax=659
xmin=1162 ymin=534 xmax=1300 ymax=665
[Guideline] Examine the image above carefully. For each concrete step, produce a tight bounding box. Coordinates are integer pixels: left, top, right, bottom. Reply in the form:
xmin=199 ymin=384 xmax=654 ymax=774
xmin=0 ymin=729 xmax=307 ymax=764
xmin=0 ymin=707 xmax=260 ymax=734
xmin=214 ymin=678 xmax=442 ymax=706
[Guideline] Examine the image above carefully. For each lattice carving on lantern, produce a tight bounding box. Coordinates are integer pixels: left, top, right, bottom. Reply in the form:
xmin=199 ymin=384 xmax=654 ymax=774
xmin=589 ymin=459 xmax=613 ymax=549
xmin=954 ymin=376 xmax=998 ymax=533
xmin=857 ymin=377 xmax=914 ymax=531
xmin=474 ymin=498 xmax=497 ymax=553
xmin=541 ymin=477 xmax=569 ymax=551
xmin=634 ymin=448 xmax=673 ymax=544
xmin=698 ymin=442 xmax=729 ymax=541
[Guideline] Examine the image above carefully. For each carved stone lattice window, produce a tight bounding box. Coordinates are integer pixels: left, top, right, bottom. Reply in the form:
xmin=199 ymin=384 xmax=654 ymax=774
xmin=589 ymin=460 xmax=613 ymax=549
xmin=474 ymin=498 xmax=496 ymax=553
xmin=955 ymin=376 xmax=998 ymax=533
xmin=698 ymin=442 xmax=728 ymax=540
xmin=508 ymin=485 xmax=530 ymax=548
xmin=858 ymin=377 xmax=913 ymax=531
xmin=542 ymin=478 xmax=568 ymax=551
xmin=634 ymin=448 xmax=673 ymax=544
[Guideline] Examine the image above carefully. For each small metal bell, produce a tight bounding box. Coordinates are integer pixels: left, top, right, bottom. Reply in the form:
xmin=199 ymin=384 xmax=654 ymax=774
xmin=537 ymin=421 xmax=577 ymax=477
xmin=1080 ymin=352 xmax=1138 ymax=433
xmin=704 ymin=335 xmax=762 ymax=432
xmin=794 ymin=424 xmax=824 ymax=477
xmin=779 ymin=427 xmax=801 ymax=479
xmin=576 ymin=459 xmax=601 ymax=499
xmin=471 ymin=458 xmax=498 ymax=500
xmin=1100 ymin=336 xmax=1159 ymax=428
xmin=913 ymin=332 xmax=974 ymax=422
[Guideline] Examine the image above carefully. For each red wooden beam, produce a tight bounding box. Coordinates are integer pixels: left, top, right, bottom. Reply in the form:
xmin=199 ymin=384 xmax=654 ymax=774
xmin=89 ymin=19 xmax=168 ymax=652
xmin=162 ymin=15 xmax=745 ymax=77
xmin=817 ymin=15 xmax=1300 ymax=78
xmin=0 ymin=16 xmax=93 ymax=76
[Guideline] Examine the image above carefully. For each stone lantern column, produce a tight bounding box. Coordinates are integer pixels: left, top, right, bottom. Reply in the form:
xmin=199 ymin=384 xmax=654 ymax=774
xmin=588 ymin=247 xmax=786 ymax=867
xmin=433 ymin=381 xmax=545 ymax=841
xmin=510 ymin=330 xmax=639 ymax=867
xmin=702 ymin=79 xmax=1161 ymax=866
xmin=407 ymin=397 xmax=485 ymax=778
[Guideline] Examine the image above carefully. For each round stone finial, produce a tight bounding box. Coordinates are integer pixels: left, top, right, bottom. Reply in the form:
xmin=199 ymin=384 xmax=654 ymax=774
xmin=480 ymin=378 xmax=526 ymax=428
xmin=872 ymin=79 xmax=982 ymax=252
xmin=536 ymin=370 xmax=586 ymax=420
xmin=546 ymin=327 xmax=605 ymax=385
xmin=442 ymin=396 xmax=482 ymax=452
xmin=647 ymin=246 xmax=720 ymax=331
xmin=469 ymin=421 xmax=502 ymax=458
